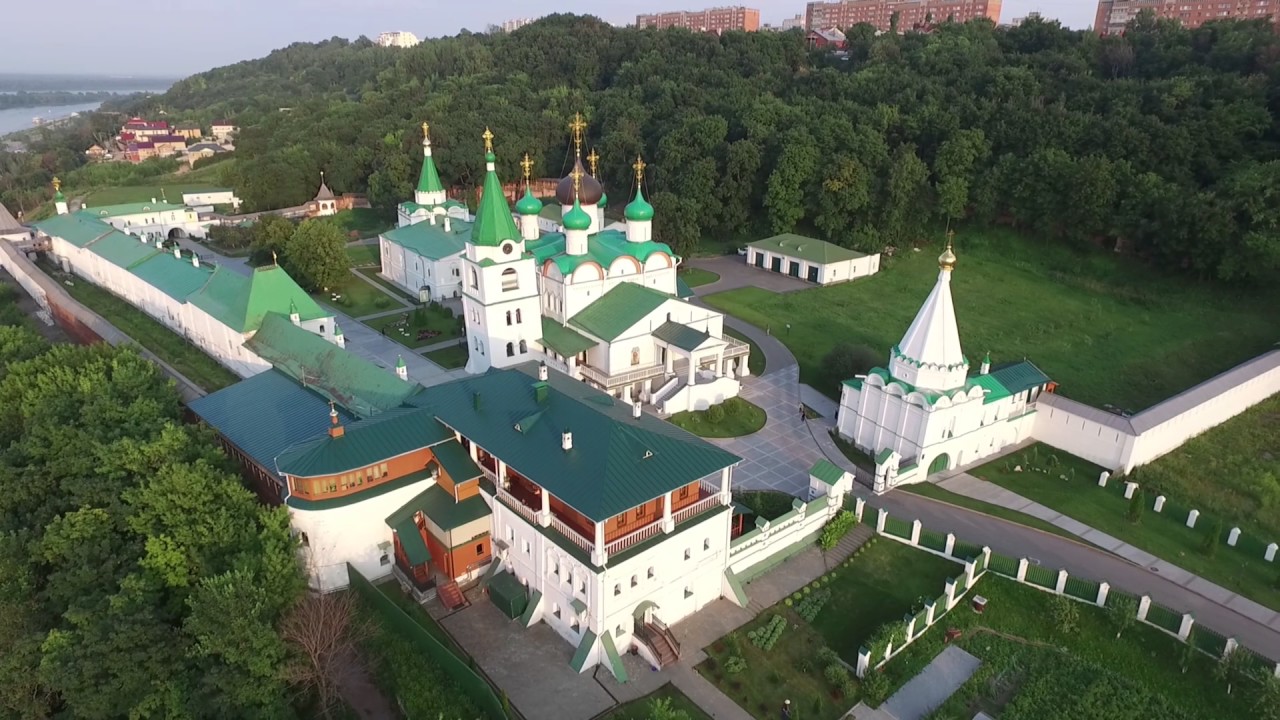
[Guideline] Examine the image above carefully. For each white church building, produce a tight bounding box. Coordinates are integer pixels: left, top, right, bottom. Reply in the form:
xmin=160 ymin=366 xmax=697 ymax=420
xmin=378 ymin=123 xmax=750 ymax=414
xmin=836 ymin=240 xmax=1053 ymax=493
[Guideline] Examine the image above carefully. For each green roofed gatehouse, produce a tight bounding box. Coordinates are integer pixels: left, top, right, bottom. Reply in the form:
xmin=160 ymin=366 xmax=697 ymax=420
xmin=379 ymin=119 xmax=751 ymax=414
xmin=746 ymin=233 xmax=881 ymax=285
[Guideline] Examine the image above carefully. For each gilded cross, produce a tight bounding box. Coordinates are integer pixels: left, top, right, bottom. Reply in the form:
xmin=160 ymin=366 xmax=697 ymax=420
xmin=570 ymin=163 xmax=583 ymax=196
xmin=946 ymin=228 xmax=955 ymax=250
xmin=52 ymin=176 xmax=61 ymax=192
xmin=632 ymin=155 xmax=646 ymax=183
xmin=520 ymin=153 xmax=534 ymax=181
xmin=421 ymin=121 xmax=430 ymax=140
xmin=482 ymin=127 xmax=494 ymax=153
xmin=568 ymin=112 xmax=587 ymax=154
xmin=587 ymin=148 xmax=600 ymax=176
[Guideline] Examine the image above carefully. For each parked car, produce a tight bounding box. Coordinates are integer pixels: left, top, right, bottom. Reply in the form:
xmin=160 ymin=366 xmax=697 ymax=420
xmin=736 ymin=247 xmax=747 ymax=256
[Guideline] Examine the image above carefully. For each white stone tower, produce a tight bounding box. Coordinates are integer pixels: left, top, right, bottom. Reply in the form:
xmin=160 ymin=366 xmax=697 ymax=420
xmin=461 ymin=128 xmax=543 ymax=374
xmin=888 ymin=232 xmax=968 ymax=391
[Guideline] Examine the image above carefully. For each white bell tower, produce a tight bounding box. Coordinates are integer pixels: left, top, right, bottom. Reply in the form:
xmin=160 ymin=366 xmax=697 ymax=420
xmin=461 ymin=128 xmax=544 ymax=374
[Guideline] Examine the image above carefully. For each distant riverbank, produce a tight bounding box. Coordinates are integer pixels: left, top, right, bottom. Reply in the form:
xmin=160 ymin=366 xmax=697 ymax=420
xmin=0 ymin=101 xmax=105 ymax=137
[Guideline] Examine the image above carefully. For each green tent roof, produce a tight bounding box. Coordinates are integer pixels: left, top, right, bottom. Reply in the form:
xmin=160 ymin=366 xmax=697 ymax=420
xmin=382 ymin=219 xmax=470 ymax=260
xmin=276 ymin=406 xmax=452 ymax=477
xmin=189 ymin=368 xmax=355 ymax=475
xmin=569 ymin=282 xmax=672 ymax=342
xmin=247 ymin=313 xmax=420 ymax=419
xmin=988 ymin=360 xmax=1051 ymax=396
xmin=540 ymin=317 xmax=596 ymax=357
xmin=33 ymin=211 xmax=113 ymax=247
xmin=808 ymin=459 xmax=846 ymax=486
xmin=471 ymin=154 xmax=521 ymax=247
xmin=417 ymin=151 xmax=444 ymax=194
xmin=748 ymin=233 xmax=867 ymax=265
xmin=431 ymin=439 xmax=482 ymax=484
xmin=190 ymin=265 xmax=327 ymax=333
xmin=386 ymin=483 xmax=490 ymax=533
xmin=409 ymin=363 xmax=739 ymax=521
xmin=652 ymin=320 xmax=712 ymax=352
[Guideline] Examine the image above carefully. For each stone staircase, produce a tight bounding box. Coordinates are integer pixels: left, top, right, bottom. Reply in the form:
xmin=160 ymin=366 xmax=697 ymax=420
xmin=828 ymin=522 xmax=876 ymax=565
xmin=437 ymin=579 xmax=467 ymax=611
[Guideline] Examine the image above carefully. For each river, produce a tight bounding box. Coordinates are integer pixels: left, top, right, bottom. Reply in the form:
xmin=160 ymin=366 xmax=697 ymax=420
xmin=0 ymin=100 xmax=107 ymax=137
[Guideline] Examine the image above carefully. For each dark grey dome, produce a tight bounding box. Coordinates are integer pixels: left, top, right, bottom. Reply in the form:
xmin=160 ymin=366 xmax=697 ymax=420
xmin=555 ymin=157 xmax=604 ymax=206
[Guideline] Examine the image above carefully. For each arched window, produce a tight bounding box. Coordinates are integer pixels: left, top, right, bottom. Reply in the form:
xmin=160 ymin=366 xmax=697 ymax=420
xmin=470 ymin=267 xmax=479 ymax=290
xmin=631 ymin=348 xmax=640 ymax=366
xmin=319 ymin=325 xmax=325 ymax=334
xmin=505 ymin=310 xmax=512 ymax=326
xmin=516 ymin=308 xmax=523 ymax=324
xmin=506 ymin=342 xmax=515 ymax=357
xmin=501 ymin=268 xmax=519 ymax=291
xmin=519 ymin=340 xmax=528 ymax=354
xmin=630 ymin=575 xmax=638 ymax=587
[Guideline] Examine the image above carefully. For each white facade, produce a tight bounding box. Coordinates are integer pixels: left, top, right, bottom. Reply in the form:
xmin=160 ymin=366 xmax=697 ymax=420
xmin=211 ymin=123 xmax=237 ymax=141
xmin=376 ymin=30 xmax=421 ymax=47
xmin=182 ymin=189 xmax=241 ymax=210
xmin=291 ymin=475 xmax=436 ymax=592
xmin=461 ymin=230 xmax=541 ymax=374
xmin=379 ymin=231 xmax=464 ymax=303
xmin=746 ymin=239 xmax=881 ymax=286
xmin=86 ymin=203 xmax=213 ymax=239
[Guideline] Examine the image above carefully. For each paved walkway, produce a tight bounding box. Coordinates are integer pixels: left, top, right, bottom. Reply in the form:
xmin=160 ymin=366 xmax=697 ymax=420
xmin=937 ymin=472 xmax=1280 ymax=635
xmin=879 ymin=645 xmax=980 ymax=720
xmin=686 ymin=256 xmax=813 ymax=295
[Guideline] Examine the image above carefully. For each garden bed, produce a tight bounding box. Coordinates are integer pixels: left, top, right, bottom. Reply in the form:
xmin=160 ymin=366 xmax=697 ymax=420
xmin=363 ymin=304 xmax=463 ymax=350
xmin=313 ymin=273 xmax=403 ymax=318
xmin=668 ymin=397 xmax=765 ymax=438
xmin=425 ymin=343 xmax=469 ymax=370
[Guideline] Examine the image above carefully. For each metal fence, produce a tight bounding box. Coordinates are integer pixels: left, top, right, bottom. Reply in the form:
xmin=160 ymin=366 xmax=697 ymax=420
xmin=1063 ymin=575 xmax=1100 ymax=602
xmin=1144 ymin=600 xmax=1183 ymax=634
xmin=952 ymin=540 xmax=984 ymax=561
xmin=1191 ymin=624 xmax=1229 ymax=657
xmin=883 ymin=515 xmax=914 ymax=539
xmin=988 ymin=552 xmax=1019 ymax=576
xmin=1023 ymin=563 xmax=1057 ymax=589
xmin=918 ymin=528 xmax=948 ymax=553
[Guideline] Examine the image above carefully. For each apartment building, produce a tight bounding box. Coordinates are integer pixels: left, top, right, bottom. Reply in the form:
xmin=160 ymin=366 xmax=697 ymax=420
xmin=804 ymin=0 xmax=1002 ymax=32
xmin=1095 ymin=0 xmax=1279 ymax=35
xmin=636 ymin=6 xmax=762 ymax=32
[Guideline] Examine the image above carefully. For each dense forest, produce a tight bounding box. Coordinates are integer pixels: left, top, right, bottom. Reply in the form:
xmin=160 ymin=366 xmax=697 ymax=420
xmin=9 ymin=13 xmax=1280 ymax=282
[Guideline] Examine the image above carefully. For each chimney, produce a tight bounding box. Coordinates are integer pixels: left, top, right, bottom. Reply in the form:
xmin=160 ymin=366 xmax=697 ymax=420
xmin=538 ymin=361 xmax=548 ymax=381
xmin=473 ymin=391 xmax=482 ymax=410
xmin=173 ymin=245 xmax=181 ymax=259
xmin=151 ymin=197 xmax=157 ymax=203
xmin=561 ymin=428 xmax=573 ymax=451
xmin=633 ymin=400 xmax=642 ymax=419
xmin=444 ymin=217 xmax=452 ymax=232
xmin=429 ymin=214 xmax=437 ymax=225
xmin=192 ymin=254 xmax=200 ymax=268
xmin=327 ymin=403 xmax=344 ymax=438
xmin=533 ymin=381 xmax=548 ymax=404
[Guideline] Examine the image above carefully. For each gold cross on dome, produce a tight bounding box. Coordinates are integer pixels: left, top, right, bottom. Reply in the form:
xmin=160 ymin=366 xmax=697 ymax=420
xmin=632 ymin=155 xmax=646 ymax=183
xmin=587 ymin=148 xmax=600 ymax=176
xmin=482 ymin=127 xmax=494 ymax=153
xmin=946 ymin=228 xmax=955 ymax=250
xmin=520 ymin=153 xmax=534 ymax=181
xmin=421 ymin=121 xmax=430 ymax=139
xmin=52 ymin=176 xmax=61 ymax=191
xmin=569 ymin=112 xmax=586 ymax=155
xmin=570 ymin=164 xmax=584 ymax=195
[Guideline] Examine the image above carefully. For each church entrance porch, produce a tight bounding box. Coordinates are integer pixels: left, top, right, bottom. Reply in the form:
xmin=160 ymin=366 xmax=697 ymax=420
xmin=928 ymin=453 xmax=950 ymax=475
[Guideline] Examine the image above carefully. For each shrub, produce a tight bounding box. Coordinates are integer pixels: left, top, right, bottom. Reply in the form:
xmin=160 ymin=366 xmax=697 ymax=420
xmin=819 ymin=510 xmax=858 ymax=550
xmin=748 ymin=615 xmax=787 ymax=651
xmin=1127 ymin=491 xmax=1144 ymax=524
xmin=374 ymin=296 xmax=392 ymax=309
xmin=706 ymin=404 xmax=726 ymax=423
xmin=792 ymin=592 xmax=803 ymax=602
xmin=796 ymin=588 xmax=833 ymax=622
xmin=821 ymin=342 xmax=881 ymax=387
xmin=785 ymin=598 xmax=793 ymax=607
xmin=1202 ymin=520 xmax=1223 ymax=558
xmin=824 ymin=663 xmax=849 ymax=689
xmin=1049 ymin=594 xmax=1080 ymax=635
xmin=803 ymin=586 xmax=812 ymax=595
xmin=723 ymin=397 xmax=745 ymax=416
xmin=724 ymin=656 xmax=748 ymax=674
xmin=862 ymin=669 xmax=891 ymax=705
xmin=817 ymin=646 xmax=842 ymax=665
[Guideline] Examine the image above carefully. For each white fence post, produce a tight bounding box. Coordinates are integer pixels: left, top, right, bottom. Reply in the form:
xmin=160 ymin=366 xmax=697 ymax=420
xmin=1123 ymin=481 xmax=1138 ymax=499
xmin=945 ymin=578 xmax=957 ymax=609
xmin=944 ymin=533 xmax=956 ymax=556
xmin=876 ymin=507 xmax=887 ymax=534
xmin=1274 ymin=661 xmax=1280 ymax=679
xmin=854 ymin=497 xmax=865 ymax=524
xmin=856 ymin=647 xmax=870 ymax=678
xmin=910 ymin=519 xmax=922 ymax=546
xmin=981 ymin=546 xmax=991 ymax=574
xmin=1016 ymin=558 xmax=1029 ymax=582
xmin=1097 ymin=470 xmax=1109 ymax=487
xmin=1223 ymin=638 xmax=1238 ymax=659
xmin=1096 ymin=581 xmax=1110 ymax=607
xmin=904 ymin=614 xmax=917 ymax=640
xmin=925 ymin=600 xmax=937 ymax=626
xmin=1186 ymin=509 xmax=1199 ymax=529
xmin=965 ymin=560 xmax=977 ymax=588
xmin=1153 ymin=495 xmax=1166 ymax=513
xmin=1137 ymin=595 xmax=1151 ymax=622
xmin=1228 ymin=527 xmax=1241 ymax=547
xmin=1267 ymin=543 xmax=1278 ymax=562
xmin=1178 ymin=613 xmax=1194 ymax=641
xmin=1055 ymin=569 xmax=1068 ymax=594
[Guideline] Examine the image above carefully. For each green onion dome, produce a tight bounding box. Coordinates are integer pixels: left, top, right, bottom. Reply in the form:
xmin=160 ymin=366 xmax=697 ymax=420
xmin=563 ymin=199 xmax=592 ymax=231
xmin=599 ymin=191 xmax=609 ymax=209
xmin=516 ymin=187 xmax=543 ymax=216
xmin=624 ymin=187 xmax=654 ymax=222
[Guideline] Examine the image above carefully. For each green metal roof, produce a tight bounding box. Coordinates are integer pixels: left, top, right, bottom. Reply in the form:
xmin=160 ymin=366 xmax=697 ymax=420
xmin=562 ymin=199 xmax=592 ymax=231
xmin=516 ymin=187 xmax=543 ymax=216
xmin=569 ymin=630 xmax=598 ymax=673
xmin=624 ymin=187 xmax=653 ymax=222
xmin=382 ymin=220 xmax=470 ymax=260
xmin=85 ymin=201 xmax=188 ymax=218
xmin=390 ymin=516 xmax=431 ymax=565
xmin=568 ymin=282 xmax=672 ymax=342
xmin=748 ymin=234 xmax=867 ymax=265
xmin=528 ymin=229 xmax=676 ymax=278
xmin=390 ymin=483 xmax=490 ymax=532
xmin=275 ymin=407 xmax=451 ymax=476
xmin=400 ymin=199 xmax=466 ymax=214
xmin=88 ymin=229 xmax=163 ymax=269
xmin=189 ymin=265 xmax=327 ymax=333
xmin=988 ymin=361 xmax=1051 ymax=396
xmin=431 ymin=439 xmax=482 ymax=484
xmin=675 ymin=276 xmax=695 ymax=299
xmin=874 ymin=448 xmax=894 ymax=465
xmin=808 ymin=459 xmax=846 ymax=485
xmin=470 ymin=156 xmax=521 ymax=247
xmin=417 ymin=151 xmax=445 ymax=193
xmin=967 ymin=373 xmax=1011 ymax=404
xmin=540 ymin=317 xmax=596 ymax=357
xmin=652 ymin=320 xmax=712 ymax=352
xmin=33 ymin=212 xmax=112 ymax=247
xmin=248 ymin=313 xmax=421 ymax=420
xmin=130 ymin=253 xmax=213 ymax=300
xmin=411 ymin=363 xmax=739 ymax=522
xmin=188 ymin=368 xmax=353 ymax=475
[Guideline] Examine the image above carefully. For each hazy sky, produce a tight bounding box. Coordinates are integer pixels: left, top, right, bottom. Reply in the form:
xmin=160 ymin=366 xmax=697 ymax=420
xmin=12 ymin=0 xmax=1095 ymax=77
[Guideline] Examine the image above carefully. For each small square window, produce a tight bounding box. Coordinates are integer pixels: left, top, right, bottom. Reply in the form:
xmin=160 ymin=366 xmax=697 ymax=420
xmin=380 ymin=554 xmax=390 ymax=566
xmin=475 ymin=543 xmax=485 ymax=556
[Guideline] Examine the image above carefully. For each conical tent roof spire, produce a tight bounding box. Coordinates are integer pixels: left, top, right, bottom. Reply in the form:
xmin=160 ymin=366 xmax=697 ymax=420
xmin=417 ymin=121 xmax=444 ymax=194
xmin=891 ymin=233 xmax=967 ymax=390
xmin=470 ymin=128 xmax=522 ymax=247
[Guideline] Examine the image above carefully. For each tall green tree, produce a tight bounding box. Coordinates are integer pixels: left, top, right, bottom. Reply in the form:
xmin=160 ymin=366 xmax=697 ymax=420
xmin=283 ymin=219 xmax=351 ymax=291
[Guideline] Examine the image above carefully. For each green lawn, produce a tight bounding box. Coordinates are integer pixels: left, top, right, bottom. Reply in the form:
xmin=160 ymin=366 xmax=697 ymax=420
xmin=363 ymin=305 xmax=463 ymax=350
xmin=314 ymin=273 xmax=403 ymax=318
xmin=328 ymin=208 xmax=393 ymax=239
xmin=701 ymin=227 xmax=1279 ymax=408
xmin=679 ymin=266 xmax=721 ymax=288
xmin=1141 ymin=394 xmax=1280 ymax=538
xmin=55 ymin=271 xmax=239 ymax=392
xmin=810 ymin=538 xmax=960 ymax=662
xmin=344 ymin=243 xmax=380 ymax=267
xmin=724 ymin=327 xmax=765 ymax=376
xmin=697 ymin=538 xmax=962 ymax=719
xmin=829 ymin=431 xmax=877 ymax=473
xmin=600 ymin=684 xmax=711 ymax=720
xmin=353 ymin=267 xmax=417 ymax=302
xmin=668 ymin=397 xmax=765 ymax=438
xmin=885 ymin=576 xmax=1262 ymax=720
xmin=733 ymin=491 xmax=796 ymax=521
xmin=900 ymin=482 xmax=1081 ymax=542
xmin=425 ymin=343 xmax=469 ymax=369
xmin=84 ymin=183 xmax=227 ymax=206
xmin=974 ymin=444 xmax=1280 ymax=611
